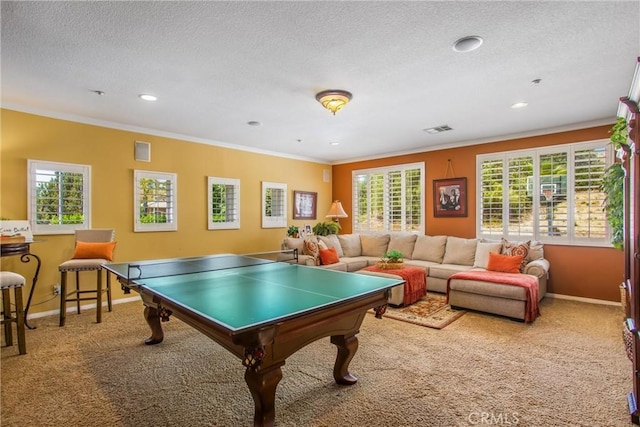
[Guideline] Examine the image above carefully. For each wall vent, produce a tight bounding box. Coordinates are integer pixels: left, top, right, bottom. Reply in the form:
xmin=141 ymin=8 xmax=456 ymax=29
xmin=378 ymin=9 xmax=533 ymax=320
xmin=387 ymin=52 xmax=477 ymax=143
xmin=423 ymin=125 xmax=453 ymax=134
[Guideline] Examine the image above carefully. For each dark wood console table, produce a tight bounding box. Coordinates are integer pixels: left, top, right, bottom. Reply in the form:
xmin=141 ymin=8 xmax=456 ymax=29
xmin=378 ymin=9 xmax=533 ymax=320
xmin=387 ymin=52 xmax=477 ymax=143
xmin=0 ymin=240 xmax=42 ymax=329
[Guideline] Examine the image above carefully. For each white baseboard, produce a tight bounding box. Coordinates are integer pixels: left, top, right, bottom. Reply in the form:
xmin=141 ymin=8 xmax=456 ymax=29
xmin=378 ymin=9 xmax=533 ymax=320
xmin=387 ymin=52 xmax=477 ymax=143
xmin=26 ymin=295 xmax=142 ymax=321
xmin=546 ymin=292 xmax=621 ymax=307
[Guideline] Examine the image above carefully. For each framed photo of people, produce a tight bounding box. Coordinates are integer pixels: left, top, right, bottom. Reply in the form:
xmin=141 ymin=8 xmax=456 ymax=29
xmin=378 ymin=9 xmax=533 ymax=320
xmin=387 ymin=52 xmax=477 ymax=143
xmin=433 ymin=177 xmax=467 ymax=217
xmin=293 ymin=190 xmax=317 ymax=220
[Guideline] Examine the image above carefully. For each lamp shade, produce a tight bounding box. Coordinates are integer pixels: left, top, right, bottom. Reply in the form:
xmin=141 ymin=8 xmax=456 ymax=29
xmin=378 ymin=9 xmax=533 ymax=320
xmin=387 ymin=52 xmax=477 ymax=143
xmin=326 ymin=200 xmax=348 ymax=219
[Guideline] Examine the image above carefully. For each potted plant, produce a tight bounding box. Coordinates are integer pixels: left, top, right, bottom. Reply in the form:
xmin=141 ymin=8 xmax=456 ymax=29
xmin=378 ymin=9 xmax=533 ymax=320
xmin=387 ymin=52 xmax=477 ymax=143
xmin=287 ymin=225 xmax=299 ymax=238
xmin=312 ymin=221 xmax=340 ymax=236
xmin=600 ymin=116 xmax=629 ymax=250
xmin=377 ymin=249 xmax=404 ymax=269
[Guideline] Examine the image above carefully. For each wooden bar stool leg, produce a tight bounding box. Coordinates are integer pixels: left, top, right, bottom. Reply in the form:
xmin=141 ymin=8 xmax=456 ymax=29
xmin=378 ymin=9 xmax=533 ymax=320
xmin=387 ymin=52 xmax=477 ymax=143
xmin=2 ymin=288 xmax=13 ymax=346
xmin=75 ymin=271 xmax=81 ymax=314
xmin=14 ymin=286 xmax=26 ymax=355
xmin=60 ymin=271 xmax=67 ymax=327
xmin=96 ymin=269 xmax=102 ymax=323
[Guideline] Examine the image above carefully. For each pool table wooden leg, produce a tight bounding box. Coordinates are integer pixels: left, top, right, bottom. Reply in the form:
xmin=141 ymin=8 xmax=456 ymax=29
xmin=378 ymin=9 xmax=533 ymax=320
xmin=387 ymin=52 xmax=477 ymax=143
xmin=244 ymin=362 xmax=284 ymax=427
xmin=143 ymin=305 xmax=164 ymax=345
xmin=330 ymin=334 xmax=359 ymax=385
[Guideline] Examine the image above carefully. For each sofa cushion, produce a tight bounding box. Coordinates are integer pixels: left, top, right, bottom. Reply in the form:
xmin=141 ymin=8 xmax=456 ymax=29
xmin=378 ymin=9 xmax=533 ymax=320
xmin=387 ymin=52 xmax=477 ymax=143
xmin=473 ymin=241 xmax=503 ymax=269
xmin=339 ymin=257 xmax=371 ymax=272
xmin=318 ymin=234 xmax=344 ymax=257
xmin=412 ymin=235 xmax=447 ymax=263
xmin=487 ymin=252 xmax=523 ymax=274
xmin=501 ymin=238 xmax=530 ymax=272
xmin=387 ymin=233 xmax=417 ymax=260
xmin=303 ymin=237 xmax=321 ymax=266
xmin=428 ymin=264 xmax=474 ymax=280
xmin=283 ymin=237 xmax=305 ymax=254
xmin=442 ymin=237 xmax=478 ymax=266
xmin=319 ymin=247 xmax=340 ymax=265
xmin=338 ymin=234 xmax=362 ymax=257
xmin=360 ymin=234 xmax=390 ymax=257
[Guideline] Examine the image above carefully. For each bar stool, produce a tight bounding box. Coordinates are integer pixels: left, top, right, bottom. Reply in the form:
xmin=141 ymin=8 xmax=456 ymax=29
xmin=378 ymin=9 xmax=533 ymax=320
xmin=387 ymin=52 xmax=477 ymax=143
xmin=0 ymin=271 xmax=27 ymax=355
xmin=58 ymin=229 xmax=116 ymax=326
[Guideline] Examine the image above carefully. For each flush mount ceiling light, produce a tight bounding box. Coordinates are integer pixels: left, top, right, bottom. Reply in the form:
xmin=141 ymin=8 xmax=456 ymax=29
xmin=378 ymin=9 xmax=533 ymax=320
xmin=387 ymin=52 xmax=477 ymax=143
xmin=452 ymin=36 xmax=483 ymax=53
xmin=139 ymin=94 xmax=157 ymax=101
xmin=315 ymin=90 xmax=352 ymax=115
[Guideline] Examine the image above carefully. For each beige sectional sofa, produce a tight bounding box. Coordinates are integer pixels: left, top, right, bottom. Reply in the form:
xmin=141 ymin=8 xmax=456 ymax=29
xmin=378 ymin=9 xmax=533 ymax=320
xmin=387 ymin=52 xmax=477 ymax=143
xmin=281 ymin=233 xmax=550 ymax=321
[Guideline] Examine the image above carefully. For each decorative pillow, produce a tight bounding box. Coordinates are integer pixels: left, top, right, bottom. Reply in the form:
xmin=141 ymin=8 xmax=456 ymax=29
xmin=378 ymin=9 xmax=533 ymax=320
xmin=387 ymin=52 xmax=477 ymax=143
xmin=317 ymin=239 xmax=329 ymax=250
xmin=303 ymin=237 xmax=321 ymax=266
xmin=318 ymin=234 xmax=344 ymax=257
xmin=442 ymin=237 xmax=478 ymax=266
xmin=501 ymin=238 xmax=530 ymax=272
xmin=319 ymin=247 xmax=340 ymax=265
xmin=72 ymin=241 xmax=116 ymax=261
xmin=388 ymin=234 xmax=418 ymax=260
xmin=360 ymin=234 xmax=390 ymax=257
xmin=487 ymin=252 xmax=523 ymax=274
xmin=473 ymin=241 xmax=503 ymax=269
xmin=411 ymin=235 xmax=447 ymax=262
xmin=338 ymin=234 xmax=362 ymax=257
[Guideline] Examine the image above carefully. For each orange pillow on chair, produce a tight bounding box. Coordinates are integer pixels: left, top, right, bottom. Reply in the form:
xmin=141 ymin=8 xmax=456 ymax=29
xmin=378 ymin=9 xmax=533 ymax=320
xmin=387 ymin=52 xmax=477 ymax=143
xmin=486 ymin=252 xmax=523 ymax=274
xmin=318 ymin=247 xmax=340 ymax=265
xmin=72 ymin=241 xmax=116 ymax=261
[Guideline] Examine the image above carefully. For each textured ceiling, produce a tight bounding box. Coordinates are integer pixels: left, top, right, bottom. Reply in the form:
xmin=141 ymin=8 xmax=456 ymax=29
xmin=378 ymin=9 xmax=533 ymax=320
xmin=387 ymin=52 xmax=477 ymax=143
xmin=2 ymin=1 xmax=639 ymax=164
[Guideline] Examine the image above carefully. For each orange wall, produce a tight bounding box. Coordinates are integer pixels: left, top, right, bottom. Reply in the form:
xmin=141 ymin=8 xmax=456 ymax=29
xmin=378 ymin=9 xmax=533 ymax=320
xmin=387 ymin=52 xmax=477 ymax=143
xmin=333 ymin=125 xmax=625 ymax=302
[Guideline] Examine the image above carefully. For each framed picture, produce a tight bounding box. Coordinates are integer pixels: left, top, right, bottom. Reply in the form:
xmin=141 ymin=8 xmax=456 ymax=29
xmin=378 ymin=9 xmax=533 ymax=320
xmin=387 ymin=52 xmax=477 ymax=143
xmin=293 ymin=190 xmax=317 ymax=220
xmin=433 ymin=177 xmax=467 ymax=217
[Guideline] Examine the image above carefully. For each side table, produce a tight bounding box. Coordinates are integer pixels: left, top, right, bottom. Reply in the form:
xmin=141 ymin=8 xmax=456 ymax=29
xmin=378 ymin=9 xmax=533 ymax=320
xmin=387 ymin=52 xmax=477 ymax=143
xmin=0 ymin=240 xmax=42 ymax=329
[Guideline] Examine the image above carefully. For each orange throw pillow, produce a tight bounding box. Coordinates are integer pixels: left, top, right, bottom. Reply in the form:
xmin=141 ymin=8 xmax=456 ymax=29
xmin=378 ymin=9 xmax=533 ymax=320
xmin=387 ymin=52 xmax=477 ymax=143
xmin=486 ymin=252 xmax=523 ymax=274
xmin=319 ymin=247 xmax=340 ymax=265
xmin=72 ymin=241 xmax=116 ymax=261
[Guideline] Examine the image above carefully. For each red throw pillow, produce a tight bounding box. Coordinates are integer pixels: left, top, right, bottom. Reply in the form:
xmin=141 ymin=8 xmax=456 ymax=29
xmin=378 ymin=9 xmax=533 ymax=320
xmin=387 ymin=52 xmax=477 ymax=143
xmin=486 ymin=252 xmax=523 ymax=274
xmin=319 ymin=247 xmax=340 ymax=265
xmin=72 ymin=241 xmax=116 ymax=261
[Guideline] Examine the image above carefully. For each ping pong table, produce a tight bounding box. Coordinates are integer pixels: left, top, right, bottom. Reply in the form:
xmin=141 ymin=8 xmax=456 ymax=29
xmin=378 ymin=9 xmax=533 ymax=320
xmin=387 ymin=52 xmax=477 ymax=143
xmin=104 ymin=253 xmax=403 ymax=427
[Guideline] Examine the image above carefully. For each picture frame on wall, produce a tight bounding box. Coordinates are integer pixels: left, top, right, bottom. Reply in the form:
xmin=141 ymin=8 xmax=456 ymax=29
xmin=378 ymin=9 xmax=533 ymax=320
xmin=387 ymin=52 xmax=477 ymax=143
xmin=433 ymin=177 xmax=467 ymax=217
xmin=293 ymin=190 xmax=317 ymax=220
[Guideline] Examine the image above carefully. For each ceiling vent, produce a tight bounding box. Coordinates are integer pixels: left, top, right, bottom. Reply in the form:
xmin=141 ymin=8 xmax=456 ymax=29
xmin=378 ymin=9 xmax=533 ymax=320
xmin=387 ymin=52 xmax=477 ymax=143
xmin=423 ymin=125 xmax=453 ymax=134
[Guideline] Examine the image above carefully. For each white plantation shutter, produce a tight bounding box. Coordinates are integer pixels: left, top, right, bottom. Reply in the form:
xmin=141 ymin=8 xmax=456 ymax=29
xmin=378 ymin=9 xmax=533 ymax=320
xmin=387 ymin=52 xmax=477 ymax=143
xmin=477 ymin=140 xmax=611 ymax=245
xmin=134 ymin=170 xmax=177 ymax=232
xmin=262 ymin=182 xmax=287 ymax=228
xmin=353 ymin=163 xmax=424 ymax=233
xmin=28 ymin=159 xmax=91 ymax=235
xmin=208 ymin=177 xmax=240 ymax=230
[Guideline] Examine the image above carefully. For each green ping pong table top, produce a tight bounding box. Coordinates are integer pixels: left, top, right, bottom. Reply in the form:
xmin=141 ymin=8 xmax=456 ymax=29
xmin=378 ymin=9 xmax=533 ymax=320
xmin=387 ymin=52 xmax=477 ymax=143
xmin=105 ymin=254 xmax=402 ymax=332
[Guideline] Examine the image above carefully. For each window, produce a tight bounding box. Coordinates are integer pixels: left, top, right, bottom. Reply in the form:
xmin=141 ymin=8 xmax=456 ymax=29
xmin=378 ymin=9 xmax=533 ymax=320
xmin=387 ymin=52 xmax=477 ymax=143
xmin=261 ymin=182 xmax=287 ymax=228
xmin=134 ymin=170 xmax=177 ymax=232
xmin=208 ymin=177 xmax=240 ymax=230
xmin=353 ymin=162 xmax=424 ymax=233
xmin=477 ymin=140 xmax=611 ymax=245
xmin=28 ymin=160 xmax=91 ymax=235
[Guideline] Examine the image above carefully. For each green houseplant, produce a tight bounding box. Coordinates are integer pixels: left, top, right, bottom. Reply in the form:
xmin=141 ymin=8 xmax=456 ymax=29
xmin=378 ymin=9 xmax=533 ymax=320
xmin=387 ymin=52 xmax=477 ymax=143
xmin=600 ymin=116 xmax=629 ymax=250
xmin=383 ymin=249 xmax=404 ymax=263
xmin=312 ymin=221 xmax=340 ymax=236
xmin=287 ymin=225 xmax=299 ymax=237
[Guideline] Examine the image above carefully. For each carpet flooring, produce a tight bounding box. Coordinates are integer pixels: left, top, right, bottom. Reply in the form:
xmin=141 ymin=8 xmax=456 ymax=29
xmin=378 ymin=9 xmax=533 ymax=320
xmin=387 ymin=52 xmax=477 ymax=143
xmin=0 ymin=296 xmax=633 ymax=426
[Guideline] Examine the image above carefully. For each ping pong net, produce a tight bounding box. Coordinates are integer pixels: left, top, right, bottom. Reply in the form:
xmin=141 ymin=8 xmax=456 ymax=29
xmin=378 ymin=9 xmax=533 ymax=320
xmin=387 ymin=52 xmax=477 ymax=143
xmin=122 ymin=249 xmax=299 ymax=282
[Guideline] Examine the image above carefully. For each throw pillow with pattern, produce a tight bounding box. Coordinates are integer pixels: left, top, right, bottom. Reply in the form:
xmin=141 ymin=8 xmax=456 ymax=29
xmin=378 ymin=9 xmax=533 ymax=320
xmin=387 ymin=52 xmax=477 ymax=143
xmin=501 ymin=238 xmax=530 ymax=272
xmin=303 ymin=237 xmax=321 ymax=266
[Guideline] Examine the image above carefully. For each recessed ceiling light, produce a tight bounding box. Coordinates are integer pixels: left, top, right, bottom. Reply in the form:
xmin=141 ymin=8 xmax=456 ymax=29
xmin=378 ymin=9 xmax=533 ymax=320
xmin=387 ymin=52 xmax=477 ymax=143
xmin=139 ymin=94 xmax=157 ymax=101
xmin=247 ymin=121 xmax=262 ymax=126
xmin=452 ymin=36 xmax=483 ymax=53
xmin=330 ymin=141 xmax=340 ymax=146
xmin=511 ymin=102 xmax=528 ymax=109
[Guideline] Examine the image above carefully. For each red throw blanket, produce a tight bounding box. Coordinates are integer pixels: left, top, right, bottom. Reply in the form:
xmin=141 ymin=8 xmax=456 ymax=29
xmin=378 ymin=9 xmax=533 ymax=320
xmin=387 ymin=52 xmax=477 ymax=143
xmin=447 ymin=271 xmax=540 ymax=323
xmin=362 ymin=265 xmax=427 ymax=305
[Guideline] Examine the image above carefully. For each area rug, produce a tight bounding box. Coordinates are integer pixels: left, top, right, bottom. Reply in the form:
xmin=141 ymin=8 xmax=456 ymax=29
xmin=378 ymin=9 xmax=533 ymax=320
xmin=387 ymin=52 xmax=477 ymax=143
xmin=371 ymin=292 xmax=466 ymax=329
